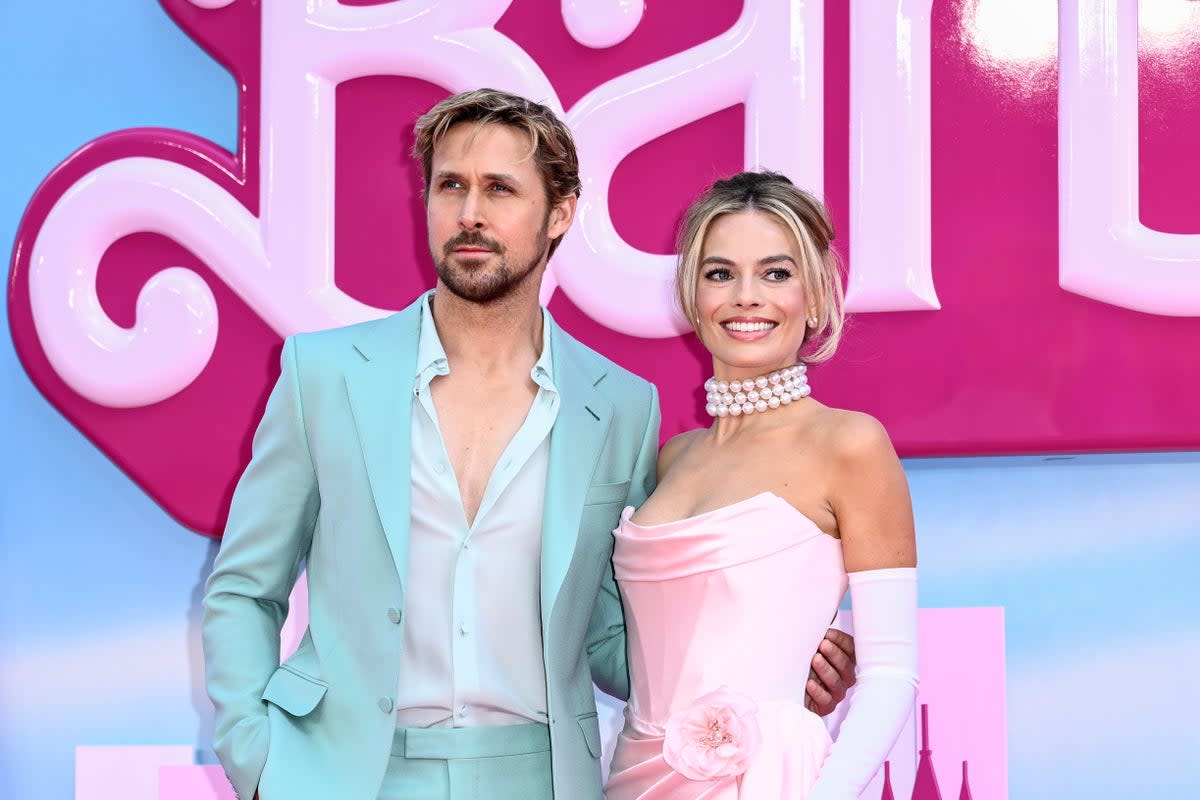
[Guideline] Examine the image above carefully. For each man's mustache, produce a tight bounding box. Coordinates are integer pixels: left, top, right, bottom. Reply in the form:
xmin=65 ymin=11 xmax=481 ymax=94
xmin=443 ymin=232 xmax=503 ymax=255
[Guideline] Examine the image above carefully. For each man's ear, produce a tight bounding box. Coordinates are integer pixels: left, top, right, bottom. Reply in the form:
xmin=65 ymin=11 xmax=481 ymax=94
xmin=547 ymin=194 xmax=577 ymax=240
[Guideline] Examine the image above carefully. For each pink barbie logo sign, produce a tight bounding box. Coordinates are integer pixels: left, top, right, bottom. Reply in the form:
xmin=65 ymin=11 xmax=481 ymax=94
xmin=8 ymin=0 xmax=1200 ymax=536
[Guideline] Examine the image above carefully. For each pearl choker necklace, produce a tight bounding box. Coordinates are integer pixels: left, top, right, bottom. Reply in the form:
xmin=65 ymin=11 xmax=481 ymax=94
xmin=704 ymin=364 xmax=810 ymax=418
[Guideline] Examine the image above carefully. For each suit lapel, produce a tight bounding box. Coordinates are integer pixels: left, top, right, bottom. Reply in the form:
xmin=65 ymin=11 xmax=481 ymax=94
xmin=344 ymin=303 xmax=613 ymax=613
xmin=540 ymin=322 xmax=612 ymax=629
xmin=344 ymin=300 xmax=423 ymax=591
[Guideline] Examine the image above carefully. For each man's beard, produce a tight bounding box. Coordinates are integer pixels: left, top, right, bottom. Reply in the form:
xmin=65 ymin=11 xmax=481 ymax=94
xmin=436 ymin=225 xmax=550 ymax=304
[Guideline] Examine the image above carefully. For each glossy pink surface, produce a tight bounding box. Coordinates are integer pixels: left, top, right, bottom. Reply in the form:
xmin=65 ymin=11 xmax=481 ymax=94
xmin=8 ymin=0 xmax=1200 ymax=536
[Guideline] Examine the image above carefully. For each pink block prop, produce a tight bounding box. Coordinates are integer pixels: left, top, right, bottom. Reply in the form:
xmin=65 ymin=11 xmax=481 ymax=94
xmin=914 ymin=608 xmax=1007 ymax=800
xmin=159 ymin=764 xmax=236 ymax=800
xmin=75 ymin=745 xmax=193 ymax=800
xmin=832 ymin=607 xmax=1007 ymax=799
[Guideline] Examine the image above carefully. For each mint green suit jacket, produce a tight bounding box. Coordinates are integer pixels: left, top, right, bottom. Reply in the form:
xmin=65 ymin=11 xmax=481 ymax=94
xmin=202 ymin=296 xmax=660 ymax=800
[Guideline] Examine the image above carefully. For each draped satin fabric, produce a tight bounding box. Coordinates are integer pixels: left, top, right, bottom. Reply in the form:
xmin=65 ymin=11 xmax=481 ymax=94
xmin=606 ymin=493 xmax=848 ymax=799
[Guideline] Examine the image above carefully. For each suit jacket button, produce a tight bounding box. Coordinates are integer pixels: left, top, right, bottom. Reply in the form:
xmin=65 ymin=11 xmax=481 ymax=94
xmin=387 ymin=607 xmax=402 ymax=624
xmin=378 ymin=696 xmax=394 ymax=713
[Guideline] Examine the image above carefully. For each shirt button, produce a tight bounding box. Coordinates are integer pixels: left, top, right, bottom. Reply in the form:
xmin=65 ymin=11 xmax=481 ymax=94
xmin=378 ymin=697 xmax=394 ymax=714
xmin=387 ymin=607 xmax=402 ymax=624
xmin=434 ymin=462 xmax=446 ymax=474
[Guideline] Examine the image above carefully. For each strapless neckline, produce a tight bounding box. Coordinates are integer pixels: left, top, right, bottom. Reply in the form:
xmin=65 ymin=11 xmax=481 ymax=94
xmin=622 ymin=491 xmax=827 ymax=539
xmin=613 ymin=491 xmax=839 ymax=582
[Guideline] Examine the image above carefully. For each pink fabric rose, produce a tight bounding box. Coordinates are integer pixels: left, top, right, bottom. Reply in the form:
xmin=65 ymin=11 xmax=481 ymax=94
xmin=662 ymin=686 xmax=762 ymax=781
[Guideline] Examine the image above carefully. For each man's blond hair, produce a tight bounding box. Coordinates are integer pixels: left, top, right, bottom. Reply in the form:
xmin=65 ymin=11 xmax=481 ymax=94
xmin=413 ymin=89 xmax=581 ymax=259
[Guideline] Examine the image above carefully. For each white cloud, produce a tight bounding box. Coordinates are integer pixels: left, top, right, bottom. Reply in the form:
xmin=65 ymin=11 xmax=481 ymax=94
xmin=1007 ymin=629 xmax=1200 ymax=770
xmin=0 ymin=620 xmax=203 ymax=723
xmin=907 ymin=461 xmax=1200 ymax=576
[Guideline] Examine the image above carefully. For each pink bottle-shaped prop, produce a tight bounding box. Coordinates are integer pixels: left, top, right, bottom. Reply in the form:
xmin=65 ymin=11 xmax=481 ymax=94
xmin=910 ymin=704 xmax=942 ymax=800
xmin=958 ymin=761 xmax=973 ymax=800
xmin=879 ymin=761 xmax=896 ymax=800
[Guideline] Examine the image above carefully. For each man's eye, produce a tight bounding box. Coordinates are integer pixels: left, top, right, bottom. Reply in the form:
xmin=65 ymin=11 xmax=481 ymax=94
xmin=490 ymin=183 xmax=512 ymax=193
xmin=440 ymin=179 xmax=461 ymax=190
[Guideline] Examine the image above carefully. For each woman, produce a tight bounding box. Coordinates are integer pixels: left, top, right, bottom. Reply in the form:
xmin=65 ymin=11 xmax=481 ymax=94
xmin=605 ymin=172 xmax=918 ymax=799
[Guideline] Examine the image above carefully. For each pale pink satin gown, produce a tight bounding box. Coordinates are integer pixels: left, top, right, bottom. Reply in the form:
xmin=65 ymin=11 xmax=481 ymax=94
xmin=605 ymin=492 xmax=847 ymax=799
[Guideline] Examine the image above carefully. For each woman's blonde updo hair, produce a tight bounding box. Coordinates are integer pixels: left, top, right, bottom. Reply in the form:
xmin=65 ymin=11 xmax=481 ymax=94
xmin=676 ymin=171 xmax=845 ymax=363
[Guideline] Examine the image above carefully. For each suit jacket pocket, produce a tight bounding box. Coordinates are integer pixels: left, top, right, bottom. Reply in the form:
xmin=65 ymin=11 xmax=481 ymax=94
xmin=575 ymin=711 xmax=603 ymax=759
xmin=262 ymin=665 xmax=328 ymax=717
xmin=585 ymin=480 xmax=630 ymax=506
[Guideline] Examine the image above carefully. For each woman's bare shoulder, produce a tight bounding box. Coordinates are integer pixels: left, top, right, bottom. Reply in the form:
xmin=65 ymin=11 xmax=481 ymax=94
xmin=657 ymin=427 xmax=706 ymax=481
xmin=808 ymin=406 xmax=897 ymax=467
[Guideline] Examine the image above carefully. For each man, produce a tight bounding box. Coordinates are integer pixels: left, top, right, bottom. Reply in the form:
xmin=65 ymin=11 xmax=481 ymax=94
xmin=202 ymin=89 xmax=855 ymax=800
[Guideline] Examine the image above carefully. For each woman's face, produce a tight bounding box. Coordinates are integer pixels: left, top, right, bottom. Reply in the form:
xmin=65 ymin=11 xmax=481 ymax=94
xmin=694 ymin=209 xmax=813 ymax=377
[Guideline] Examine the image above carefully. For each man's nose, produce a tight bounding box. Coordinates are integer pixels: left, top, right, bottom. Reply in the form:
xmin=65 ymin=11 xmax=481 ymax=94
xmin=458 ymin=190 xmax=485 ymax=229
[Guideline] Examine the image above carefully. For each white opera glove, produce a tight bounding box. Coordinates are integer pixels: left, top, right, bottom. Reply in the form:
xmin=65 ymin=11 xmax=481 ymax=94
xmin=806 ymin=567 xmax=919 ymax=800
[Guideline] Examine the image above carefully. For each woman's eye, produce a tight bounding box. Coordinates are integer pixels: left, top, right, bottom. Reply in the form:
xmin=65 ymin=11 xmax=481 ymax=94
xmin=703 ymin=268 xmax=733 ymax=281
xmin=766 ymin=268 xmax=793 ymax=281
